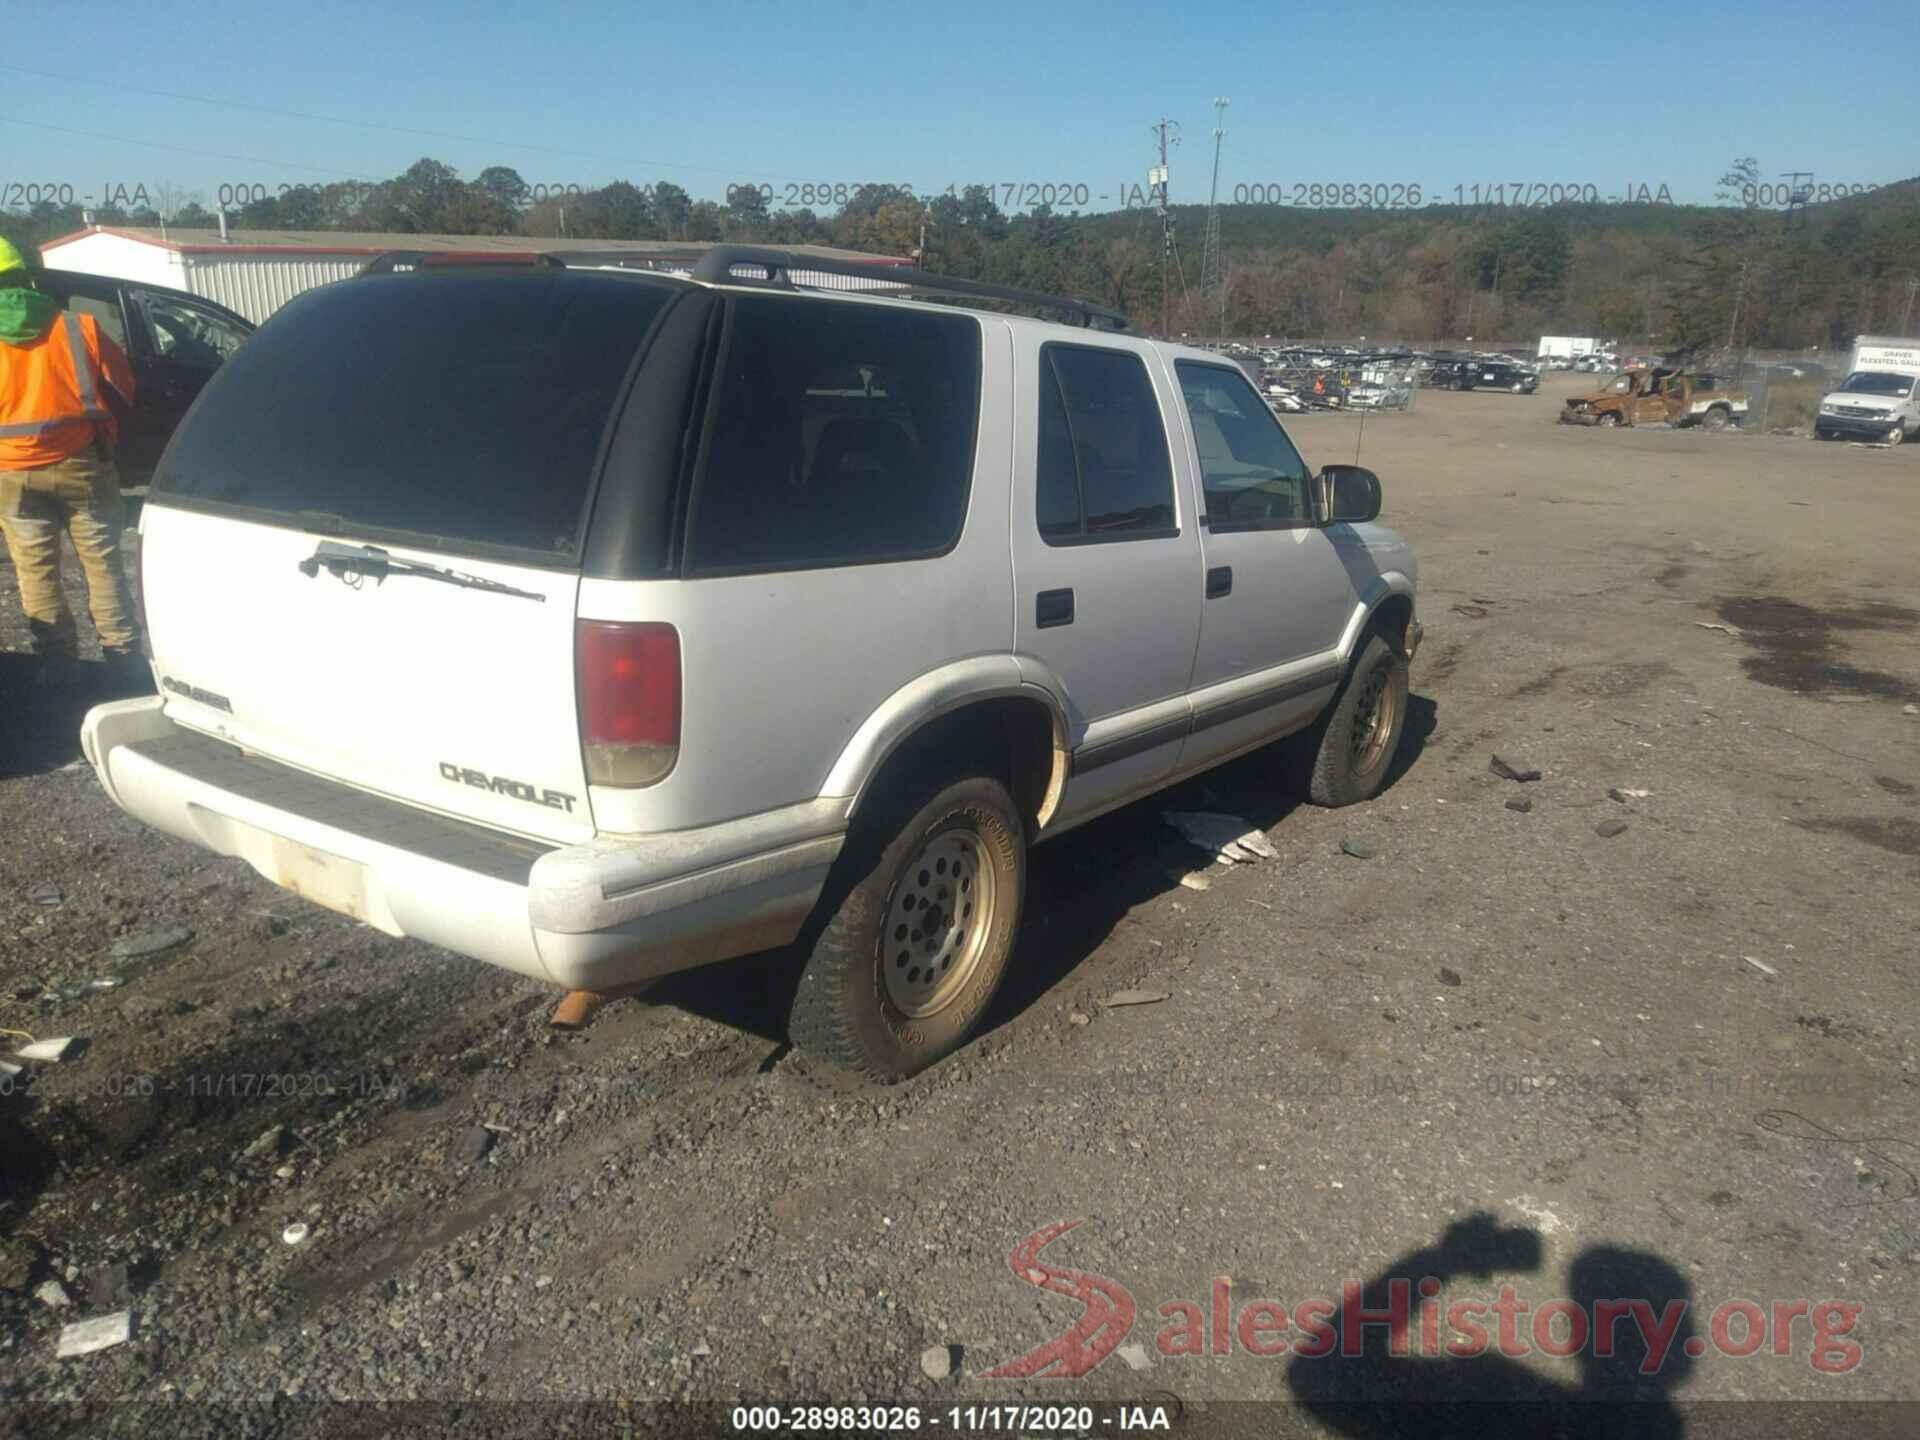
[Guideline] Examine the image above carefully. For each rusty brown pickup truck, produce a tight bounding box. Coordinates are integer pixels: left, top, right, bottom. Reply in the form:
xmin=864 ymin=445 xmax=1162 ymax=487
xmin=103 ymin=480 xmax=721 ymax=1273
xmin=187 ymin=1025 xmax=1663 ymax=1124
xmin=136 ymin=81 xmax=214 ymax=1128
xmin=1560 ymin=368 xmax=1748 ymax=430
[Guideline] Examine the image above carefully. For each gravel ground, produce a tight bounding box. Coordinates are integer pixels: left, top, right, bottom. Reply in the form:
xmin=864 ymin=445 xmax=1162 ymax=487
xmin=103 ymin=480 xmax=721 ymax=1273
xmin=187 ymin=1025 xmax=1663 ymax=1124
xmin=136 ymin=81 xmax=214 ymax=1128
xmin=2 ymin=376 xmax=1918 ymax=1434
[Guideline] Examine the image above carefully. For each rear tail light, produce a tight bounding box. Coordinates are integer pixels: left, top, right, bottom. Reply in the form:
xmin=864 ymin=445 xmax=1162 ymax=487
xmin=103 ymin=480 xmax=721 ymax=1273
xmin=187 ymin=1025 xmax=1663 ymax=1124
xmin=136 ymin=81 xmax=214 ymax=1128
xmin=576 ymin=620 xmax=680 ymax=787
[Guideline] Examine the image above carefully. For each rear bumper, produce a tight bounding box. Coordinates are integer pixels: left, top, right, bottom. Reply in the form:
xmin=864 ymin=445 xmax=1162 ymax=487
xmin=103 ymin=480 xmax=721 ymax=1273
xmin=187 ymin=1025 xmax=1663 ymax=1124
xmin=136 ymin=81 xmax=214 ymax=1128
xmin=81 ymin=697 xmax=844 ymax=992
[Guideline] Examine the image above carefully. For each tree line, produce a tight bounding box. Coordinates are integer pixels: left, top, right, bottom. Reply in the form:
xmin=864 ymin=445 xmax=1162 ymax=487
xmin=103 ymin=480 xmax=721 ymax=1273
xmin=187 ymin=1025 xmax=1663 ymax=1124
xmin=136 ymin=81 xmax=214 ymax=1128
xmin=5 ymin=157 xmax=1915 ymax=351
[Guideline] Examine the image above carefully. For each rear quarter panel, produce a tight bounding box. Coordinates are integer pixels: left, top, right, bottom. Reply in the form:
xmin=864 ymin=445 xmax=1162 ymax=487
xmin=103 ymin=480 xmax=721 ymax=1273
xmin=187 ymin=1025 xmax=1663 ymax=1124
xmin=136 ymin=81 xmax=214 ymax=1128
xmin=578 ymin=318 xmax=1016 ymax=835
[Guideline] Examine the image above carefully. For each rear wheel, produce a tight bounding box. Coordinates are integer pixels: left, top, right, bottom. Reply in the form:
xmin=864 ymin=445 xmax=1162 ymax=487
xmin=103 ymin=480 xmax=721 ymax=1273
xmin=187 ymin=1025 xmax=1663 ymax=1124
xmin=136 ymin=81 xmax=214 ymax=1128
xmin=1598 ymin=411 xmax=1622 ymax=428
xmin=1886 ymin=424 xmax=1906 ymax=446
xmin=788 ymin=769 xmax=1024 ymax=1082
xmin=1701 ymin=406 xmax=1731 ymax=432
xmin=1280 ymin=633 xmax=1410 ymax=807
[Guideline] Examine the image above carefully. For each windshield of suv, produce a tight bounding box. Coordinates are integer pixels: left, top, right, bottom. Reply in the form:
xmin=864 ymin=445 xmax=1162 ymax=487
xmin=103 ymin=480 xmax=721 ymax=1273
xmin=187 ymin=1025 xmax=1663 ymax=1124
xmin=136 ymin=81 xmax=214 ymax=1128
xmin=1838 ymin=371 xmax=1915 ymax=397
xmin=153 ymin=272 xmax=673 ymax=559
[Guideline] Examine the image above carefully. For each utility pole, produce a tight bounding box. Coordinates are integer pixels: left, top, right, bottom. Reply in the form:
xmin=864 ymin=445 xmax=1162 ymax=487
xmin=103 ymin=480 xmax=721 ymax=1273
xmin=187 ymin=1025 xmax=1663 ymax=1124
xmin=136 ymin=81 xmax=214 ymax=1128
xmin=1903 ymin=276 xmax=1919 ymax=336
xmin=916 ymin=200 xmax=931 ymax=268
xmin=1727 ymin=256 xmax=1750 ymax=351
xmin=1201 ymin=98 xmax=1228 ymax=338
xmin=1151 ymin=117 xmax=1180 ymax=337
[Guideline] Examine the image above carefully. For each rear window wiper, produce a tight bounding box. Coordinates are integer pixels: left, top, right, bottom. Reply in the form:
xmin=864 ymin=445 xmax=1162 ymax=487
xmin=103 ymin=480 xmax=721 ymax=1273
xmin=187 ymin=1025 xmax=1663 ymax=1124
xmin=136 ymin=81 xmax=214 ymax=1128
xmin=297 ymin=541 xmax=545 ymax=601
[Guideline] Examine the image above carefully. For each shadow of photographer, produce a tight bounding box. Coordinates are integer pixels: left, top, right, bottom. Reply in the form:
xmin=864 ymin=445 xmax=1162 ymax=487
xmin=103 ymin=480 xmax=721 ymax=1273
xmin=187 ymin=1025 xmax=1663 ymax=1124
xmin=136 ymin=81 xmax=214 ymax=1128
xmin=1286 ymin=1212 xmax=1695 ymax=1438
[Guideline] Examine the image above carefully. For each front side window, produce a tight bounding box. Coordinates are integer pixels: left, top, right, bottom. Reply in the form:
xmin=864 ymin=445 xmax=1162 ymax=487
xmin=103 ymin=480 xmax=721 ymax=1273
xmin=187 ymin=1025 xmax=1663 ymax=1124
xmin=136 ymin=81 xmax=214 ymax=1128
xmin=1175 ymin=361 xmax=1313 ymax=530
xmin=134 ymin=292 xmax=250 ymax=368
xmin=55 ymin=285 xmax=128 ymax=348
xmin=1036 ymin=344 xmax=1175 ymax=544
xmin=688 ymin=296 xmax=981 ymax=573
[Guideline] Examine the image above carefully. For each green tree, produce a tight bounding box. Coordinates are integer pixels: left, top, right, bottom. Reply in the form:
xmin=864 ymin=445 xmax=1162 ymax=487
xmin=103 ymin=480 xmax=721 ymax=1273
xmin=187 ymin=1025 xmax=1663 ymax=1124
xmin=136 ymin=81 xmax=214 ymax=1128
xmin=476 ymin=166 xmax=531 ymax=212
xmin=651 ymin=182 xmax=692 ymax=240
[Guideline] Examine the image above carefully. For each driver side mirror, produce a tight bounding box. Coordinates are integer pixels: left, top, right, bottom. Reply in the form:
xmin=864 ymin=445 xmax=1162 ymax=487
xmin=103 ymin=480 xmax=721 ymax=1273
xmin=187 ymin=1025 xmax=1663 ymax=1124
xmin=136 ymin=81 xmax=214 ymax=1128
xmin=1319 ymin=464 xmax=1382 ymax=524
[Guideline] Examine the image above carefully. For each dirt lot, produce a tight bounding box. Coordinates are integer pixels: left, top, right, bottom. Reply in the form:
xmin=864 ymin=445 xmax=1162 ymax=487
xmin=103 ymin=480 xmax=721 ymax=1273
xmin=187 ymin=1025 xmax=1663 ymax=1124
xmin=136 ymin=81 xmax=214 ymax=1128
xmin=2 ymin=373 xmax=1917 ymax=1432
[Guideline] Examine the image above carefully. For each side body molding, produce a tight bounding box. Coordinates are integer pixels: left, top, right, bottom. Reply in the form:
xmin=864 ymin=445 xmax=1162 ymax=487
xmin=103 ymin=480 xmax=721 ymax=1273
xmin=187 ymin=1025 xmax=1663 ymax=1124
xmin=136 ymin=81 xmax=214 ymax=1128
xmin=821 ymin=655 xmax=1072 ymax=826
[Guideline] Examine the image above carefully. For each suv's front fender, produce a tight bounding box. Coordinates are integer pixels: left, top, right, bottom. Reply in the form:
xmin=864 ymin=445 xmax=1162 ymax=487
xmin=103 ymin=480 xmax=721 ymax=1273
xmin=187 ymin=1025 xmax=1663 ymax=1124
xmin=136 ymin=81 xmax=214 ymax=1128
xmin=1336 ymin=568 xmax=1419 ymax=665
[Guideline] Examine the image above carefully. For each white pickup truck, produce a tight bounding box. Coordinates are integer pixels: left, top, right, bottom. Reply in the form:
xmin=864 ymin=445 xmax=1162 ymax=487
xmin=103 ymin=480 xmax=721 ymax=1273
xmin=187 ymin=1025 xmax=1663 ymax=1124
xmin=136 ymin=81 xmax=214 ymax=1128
xmin=1815 ymin=336 xmax=1920 ymax=445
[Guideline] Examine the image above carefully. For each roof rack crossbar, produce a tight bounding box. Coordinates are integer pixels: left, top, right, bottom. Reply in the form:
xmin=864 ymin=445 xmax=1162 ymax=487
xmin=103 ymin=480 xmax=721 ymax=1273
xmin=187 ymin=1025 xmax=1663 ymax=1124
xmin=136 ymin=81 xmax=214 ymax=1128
xmin=686 ymin=245 xmax=1127 ymax=331
xmin=357 ymin=250 xmax=569 ymax=276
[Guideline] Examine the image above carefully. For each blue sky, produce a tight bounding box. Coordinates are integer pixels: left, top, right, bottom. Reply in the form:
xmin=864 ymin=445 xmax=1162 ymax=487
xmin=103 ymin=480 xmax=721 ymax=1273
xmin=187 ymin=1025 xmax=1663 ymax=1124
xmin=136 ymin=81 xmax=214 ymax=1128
xmin=2 ymin=0 xmax=1912 ymax=213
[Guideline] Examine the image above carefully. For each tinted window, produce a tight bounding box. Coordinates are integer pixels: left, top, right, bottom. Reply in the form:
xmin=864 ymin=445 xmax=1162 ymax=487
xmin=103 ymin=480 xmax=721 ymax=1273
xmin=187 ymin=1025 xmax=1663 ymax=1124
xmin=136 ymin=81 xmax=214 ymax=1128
xmin=155 ymin=272 xmax=673 ymax=559
xmin=51 ymin=284 xmax=128 ymax=348
xmin=1038 ymin=345 xmax=1175 ymax=544
xmin=687 ymin=296 xmax=980 ymax=573
xmin=1174 ymin=362 xmax=1313 ymax=529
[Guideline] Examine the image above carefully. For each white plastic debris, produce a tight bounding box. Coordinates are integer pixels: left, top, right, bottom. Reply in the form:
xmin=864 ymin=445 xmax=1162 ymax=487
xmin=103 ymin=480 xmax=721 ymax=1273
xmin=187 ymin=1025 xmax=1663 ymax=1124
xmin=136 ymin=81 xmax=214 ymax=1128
xmin=918 ymin=1344 xmax=950 ymax=1380
xmin=1163 ymin=812 xmax=1279 ymax=863
xmin=1118 ymin=1342 xmax=1154 ymax=1372
xmin=34 ymin=1280 xmax=71 ymax=1309
xmin=0 ymin=1060 xmax=21 ymax=1078
xmin=281 ymin=1222 xmax=310 ymax=1246
xmin=1694 ymin=622 xmax=1741 ymax=636
xmin=1742 ymin=956 xmax=1777 ymax=977
xmin=56 ymin=1310 xmax=132 ymax=1358
xmin=15 ymin=1037 xmax=75 ymax=1062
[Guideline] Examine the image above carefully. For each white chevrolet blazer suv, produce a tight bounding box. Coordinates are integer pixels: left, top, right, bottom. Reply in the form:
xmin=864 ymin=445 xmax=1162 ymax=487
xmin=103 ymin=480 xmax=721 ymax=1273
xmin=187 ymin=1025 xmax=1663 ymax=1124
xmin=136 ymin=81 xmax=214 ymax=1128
xmin=82 ymin=246 xmax=1422 ymax=1080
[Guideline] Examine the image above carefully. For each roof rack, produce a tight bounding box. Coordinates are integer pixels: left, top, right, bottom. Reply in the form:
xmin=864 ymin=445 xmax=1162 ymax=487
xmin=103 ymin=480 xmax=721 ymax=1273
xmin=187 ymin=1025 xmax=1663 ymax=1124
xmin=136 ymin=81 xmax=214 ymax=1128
xmin=687 ymin=245 xmax=1127 ymax=331
xmin=357 ymin=250 xmax=569 ymax=276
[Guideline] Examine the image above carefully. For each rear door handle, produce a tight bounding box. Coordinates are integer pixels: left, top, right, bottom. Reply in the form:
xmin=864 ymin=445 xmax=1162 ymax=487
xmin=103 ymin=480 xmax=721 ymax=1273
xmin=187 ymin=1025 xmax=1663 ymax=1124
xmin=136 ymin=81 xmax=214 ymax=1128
xmin=1035 ymin=587 xmax=1075 ymax=629
xmin=1206 ymin=565 xmax=1233 ymax=598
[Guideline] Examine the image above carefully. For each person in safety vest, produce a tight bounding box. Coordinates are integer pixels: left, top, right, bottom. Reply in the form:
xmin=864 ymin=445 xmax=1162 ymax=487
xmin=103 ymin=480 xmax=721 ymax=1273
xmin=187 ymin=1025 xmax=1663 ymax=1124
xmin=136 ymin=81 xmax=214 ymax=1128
xmin=0 ymin=236 xmax=141 ymax=674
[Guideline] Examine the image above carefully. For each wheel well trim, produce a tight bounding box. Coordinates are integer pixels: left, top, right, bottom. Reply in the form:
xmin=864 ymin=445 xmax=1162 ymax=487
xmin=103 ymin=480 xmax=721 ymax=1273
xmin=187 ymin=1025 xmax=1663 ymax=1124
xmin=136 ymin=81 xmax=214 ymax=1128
xmin=1337 ymin=573 xmax=1418 ymax=662
xmin=822 ymin=657 xmax=1071 ymax=827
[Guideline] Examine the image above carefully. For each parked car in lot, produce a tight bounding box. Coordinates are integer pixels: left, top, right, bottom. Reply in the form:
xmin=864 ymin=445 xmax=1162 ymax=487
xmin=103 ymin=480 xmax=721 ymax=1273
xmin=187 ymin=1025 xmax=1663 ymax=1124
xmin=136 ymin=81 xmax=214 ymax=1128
xmin=1467 ymin=360 xmax=1539 ymax=393
xmin=33 ymin=268 xmax=254 ymax=484
xmin=1428 ymin=357 xmax=1537 ymax=392
xmin=81 ymin=247 xmax=1422 ymax=1080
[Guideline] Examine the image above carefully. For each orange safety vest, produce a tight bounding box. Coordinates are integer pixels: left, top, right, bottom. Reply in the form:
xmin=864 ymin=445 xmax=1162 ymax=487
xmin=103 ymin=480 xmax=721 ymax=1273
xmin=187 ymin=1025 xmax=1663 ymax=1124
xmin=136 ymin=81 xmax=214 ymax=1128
xmin=0 ymin=311 xmax=135 ymax=468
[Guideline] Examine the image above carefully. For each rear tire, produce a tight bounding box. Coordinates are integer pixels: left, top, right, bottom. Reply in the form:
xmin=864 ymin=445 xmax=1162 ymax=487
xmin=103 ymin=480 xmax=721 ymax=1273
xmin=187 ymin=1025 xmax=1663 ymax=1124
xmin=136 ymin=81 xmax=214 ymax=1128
xmin=788 ymin=769 xmax=1024 ymax=1082
xmin=1598 ymin=412 xmax=1622 ymax=428
xmin=1280 ymin=633 xmax=1410 ymax=807
xmin=1886 ymin=424 xmax=1906 ymax=446
xmin=1701 ymin=407 xmax=1730 ymax=432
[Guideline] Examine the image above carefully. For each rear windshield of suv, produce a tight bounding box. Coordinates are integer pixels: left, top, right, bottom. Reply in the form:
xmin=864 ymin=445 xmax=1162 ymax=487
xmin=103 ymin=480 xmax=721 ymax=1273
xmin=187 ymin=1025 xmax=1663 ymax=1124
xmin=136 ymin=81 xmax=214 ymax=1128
xmin=153 ymin=272 xmax=675 ymax=561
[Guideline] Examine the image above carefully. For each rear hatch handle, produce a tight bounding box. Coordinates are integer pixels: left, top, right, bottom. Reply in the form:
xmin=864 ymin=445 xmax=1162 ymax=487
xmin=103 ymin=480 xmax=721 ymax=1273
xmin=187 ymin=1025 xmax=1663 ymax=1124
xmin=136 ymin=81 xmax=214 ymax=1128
xmin=297 ymin=540 xmax=546 ymax=601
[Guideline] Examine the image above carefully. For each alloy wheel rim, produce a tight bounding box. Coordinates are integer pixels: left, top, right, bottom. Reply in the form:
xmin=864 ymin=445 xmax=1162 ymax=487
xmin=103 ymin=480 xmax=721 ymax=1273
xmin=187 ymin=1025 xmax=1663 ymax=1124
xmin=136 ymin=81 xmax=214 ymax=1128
xmin=882 ymin=829 xmax=995 ymax=1018
xmin=1349 ymin=668 xmax=1400 ymax=776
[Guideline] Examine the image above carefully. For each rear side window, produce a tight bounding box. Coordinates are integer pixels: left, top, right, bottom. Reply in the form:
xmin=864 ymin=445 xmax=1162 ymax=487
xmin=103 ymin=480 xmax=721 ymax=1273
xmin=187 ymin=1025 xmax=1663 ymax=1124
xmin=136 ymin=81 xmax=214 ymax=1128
xmin=687 ymin=296 xmax=981 ymax=573
xmin=1036 ymin=344 xmax=1175 ymax=544
xmin=154 ymin=273 xmax=674 ymax=560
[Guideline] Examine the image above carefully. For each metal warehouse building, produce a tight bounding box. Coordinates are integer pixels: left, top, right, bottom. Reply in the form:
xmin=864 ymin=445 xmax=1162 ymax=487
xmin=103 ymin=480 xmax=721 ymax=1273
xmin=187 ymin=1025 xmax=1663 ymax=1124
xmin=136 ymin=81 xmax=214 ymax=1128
xmin=40 ymin=227 xmax=912 ymax=324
